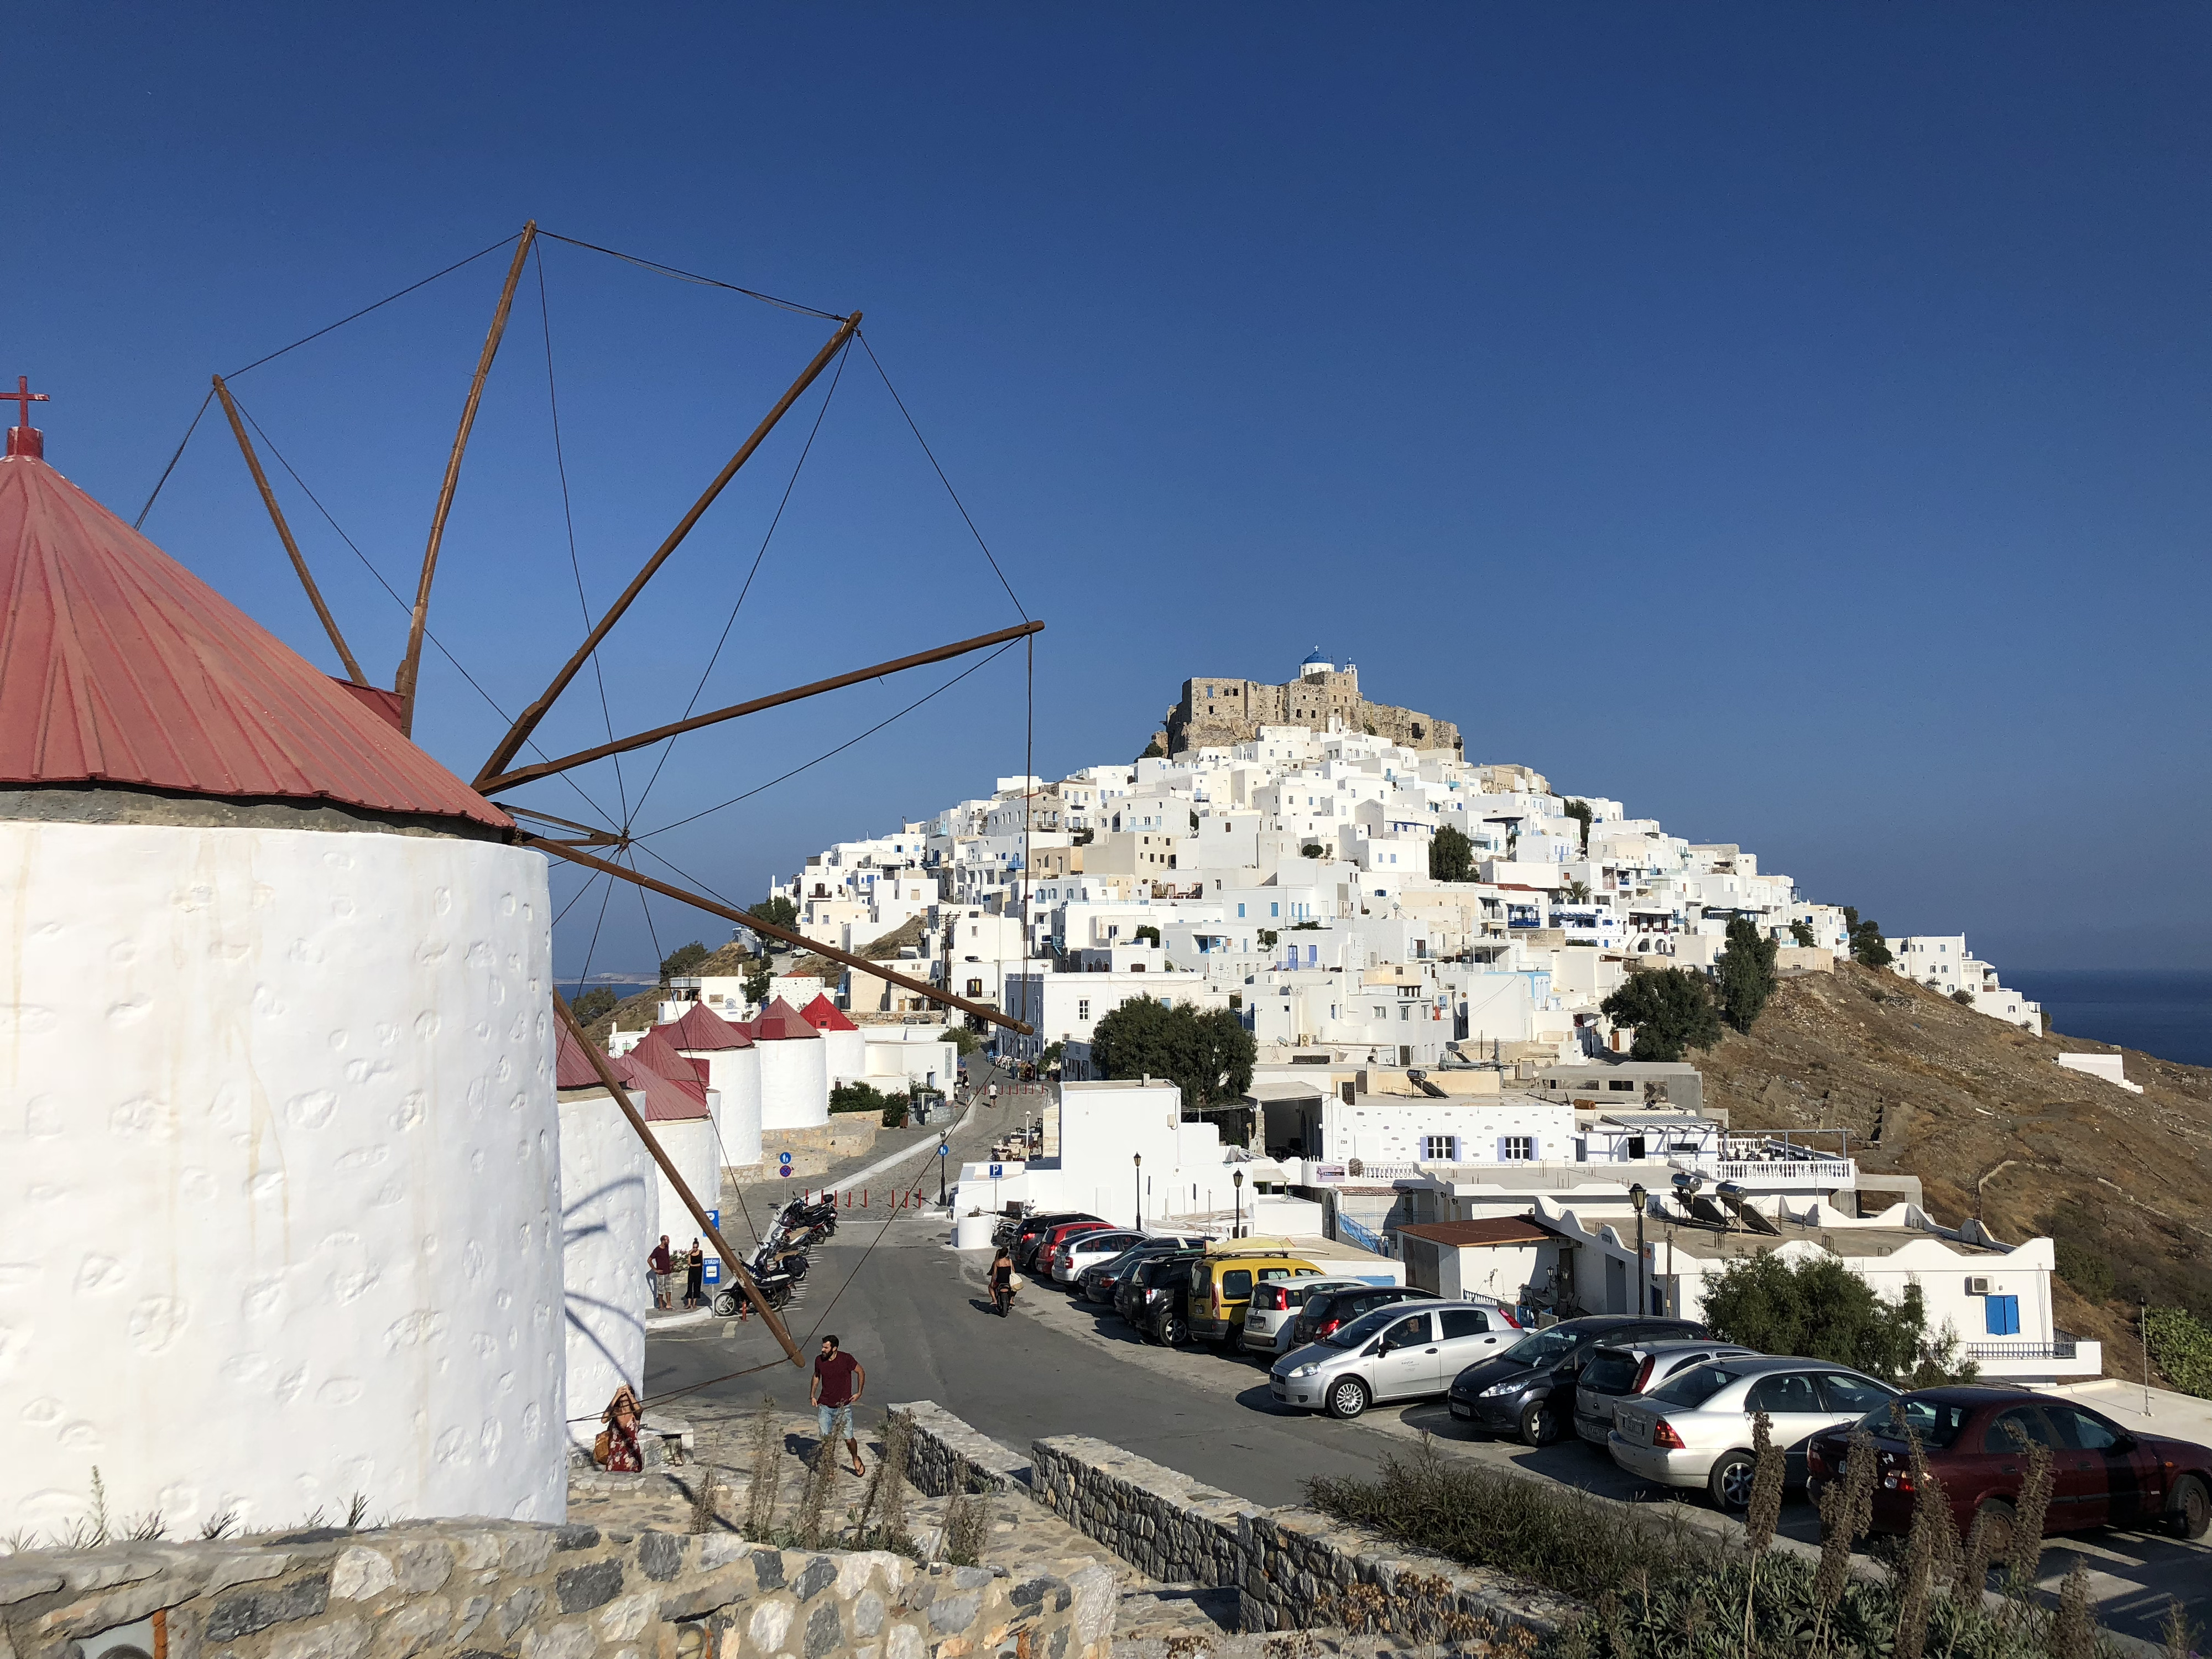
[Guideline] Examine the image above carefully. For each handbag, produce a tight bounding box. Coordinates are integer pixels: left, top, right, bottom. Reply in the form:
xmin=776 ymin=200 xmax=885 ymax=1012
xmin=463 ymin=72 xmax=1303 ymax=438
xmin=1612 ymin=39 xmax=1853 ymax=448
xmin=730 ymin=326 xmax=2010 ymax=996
xmin=1008 ymin=1272 xmax=1025 ymax=1290
xmin=592 ymin=1429 xmax=612 ymax=1468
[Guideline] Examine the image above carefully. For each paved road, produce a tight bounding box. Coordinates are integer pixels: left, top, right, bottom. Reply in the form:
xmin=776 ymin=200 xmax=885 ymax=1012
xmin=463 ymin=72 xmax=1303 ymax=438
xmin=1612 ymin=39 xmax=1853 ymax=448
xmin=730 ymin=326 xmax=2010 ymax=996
xmin=648 ymin=1067 xmax=2207 ymax=1646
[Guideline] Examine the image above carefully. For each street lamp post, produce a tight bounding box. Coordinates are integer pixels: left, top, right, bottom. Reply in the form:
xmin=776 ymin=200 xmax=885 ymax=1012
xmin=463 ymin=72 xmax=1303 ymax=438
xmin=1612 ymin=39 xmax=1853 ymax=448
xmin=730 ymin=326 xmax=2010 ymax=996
xmin=1629 ymin=1182 xmax=1648 ymax=1316
xmin=938 ymin=1141 xmax=950 ymax=1208
xmin=1133 ymin=1152 xmax=1143 ymax=1230
xmin=1233 ymin=1169 xmax=1245 ymax=1239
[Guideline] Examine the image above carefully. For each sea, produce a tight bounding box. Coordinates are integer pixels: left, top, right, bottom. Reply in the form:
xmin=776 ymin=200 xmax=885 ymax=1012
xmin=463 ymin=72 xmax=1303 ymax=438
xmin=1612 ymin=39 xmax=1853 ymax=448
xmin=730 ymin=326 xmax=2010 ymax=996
xmin=2006 ymin=969 xmax=2212 ymax=1070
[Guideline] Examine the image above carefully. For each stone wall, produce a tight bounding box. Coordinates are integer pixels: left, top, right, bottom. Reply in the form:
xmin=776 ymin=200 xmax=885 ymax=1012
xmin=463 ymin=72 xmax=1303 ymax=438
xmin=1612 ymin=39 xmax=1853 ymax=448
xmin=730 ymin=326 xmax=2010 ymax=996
xmin=1028 ymin=1439 xmax=1252 ymax=1592
xmin=1240 ymin=1507 xmax=1577 ymax=1643
xmin=0 ymin=1516 xmax=1114 ymax=1659
xmin=890 ymin=1402 xmax=1031 ymax=1497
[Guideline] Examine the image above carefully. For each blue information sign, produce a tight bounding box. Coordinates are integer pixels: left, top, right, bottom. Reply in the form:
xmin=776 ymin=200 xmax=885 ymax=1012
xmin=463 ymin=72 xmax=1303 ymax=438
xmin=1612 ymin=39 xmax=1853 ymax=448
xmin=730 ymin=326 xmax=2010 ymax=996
xmin=703 ymin=1210 xmax=721 ymax=1285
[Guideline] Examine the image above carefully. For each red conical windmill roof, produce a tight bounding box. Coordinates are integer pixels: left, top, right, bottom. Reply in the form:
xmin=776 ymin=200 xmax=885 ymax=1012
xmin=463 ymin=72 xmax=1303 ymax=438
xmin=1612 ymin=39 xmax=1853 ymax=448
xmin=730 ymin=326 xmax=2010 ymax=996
xmin=661 ymin=1001 xmax=752 ymax=1051
xmin=0 ymin=450 xmax=508 ymax=828
xmin=610 ymin=1047 xmax=709 ymax=1121
xmin=751 ymin=997 xmax=821 ymax=1040
xmin=555 ymin=1021 xmax=607 ymax=1089
xmin=630 ymin=1027 xmax=709 ymax=1087
xmin=799 ymin=993 xmax=858 ymax=1032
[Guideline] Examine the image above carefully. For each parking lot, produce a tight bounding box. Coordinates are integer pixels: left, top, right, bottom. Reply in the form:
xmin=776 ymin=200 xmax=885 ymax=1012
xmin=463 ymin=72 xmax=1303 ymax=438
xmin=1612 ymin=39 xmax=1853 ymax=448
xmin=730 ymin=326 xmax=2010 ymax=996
xmin=648 ymin=1207 xmax=2205 ymax=1647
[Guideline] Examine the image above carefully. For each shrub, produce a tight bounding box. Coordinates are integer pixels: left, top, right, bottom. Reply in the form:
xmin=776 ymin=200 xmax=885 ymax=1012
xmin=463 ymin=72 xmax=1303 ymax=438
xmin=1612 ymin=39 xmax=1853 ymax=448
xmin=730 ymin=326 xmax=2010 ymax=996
xmin=660 ymin=940 xmax=710 ymax=983
xmin=2146 ymin=1306 xmax=2212 ymax=1399
xmin=1301 ymin=841 xmax=1327 ymax=859
xmin=1562 ymin=797 xmax=1593 ymax=852
xmin=748 ymin=896 xmax=799 ymax=932
xmin=1789 ymin=920 xmax=1817 ymax=948
xmin=1700 ymin=1250 xmax=1976 ymax=1388
xmin=831 ymin=1081 xmax=907 ymax=1128
xmin=2050 ymin=1237 xmax=2115 ymax=1302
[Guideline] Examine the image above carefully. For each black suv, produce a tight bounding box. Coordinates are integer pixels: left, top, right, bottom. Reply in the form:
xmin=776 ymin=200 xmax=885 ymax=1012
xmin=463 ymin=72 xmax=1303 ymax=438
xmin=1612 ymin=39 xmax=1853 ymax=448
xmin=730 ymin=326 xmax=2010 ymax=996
xmin=1446 ymin=1315 xmax=1708 ymax=1447
xmin=1117 ymin=1250 xmax=1206 ymax=1332
xmin=1291 ymin=1284 xmax=1433 ymax=1348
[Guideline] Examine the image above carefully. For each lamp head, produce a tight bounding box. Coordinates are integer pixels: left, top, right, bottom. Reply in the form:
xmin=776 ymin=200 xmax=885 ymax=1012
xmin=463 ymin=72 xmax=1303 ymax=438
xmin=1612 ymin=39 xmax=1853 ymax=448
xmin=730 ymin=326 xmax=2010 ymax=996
xmin=1629 ymin=1182 xmax=1647 ymax=1208
xmin=1233 ymin=1170 xmax=1244 ymax=1188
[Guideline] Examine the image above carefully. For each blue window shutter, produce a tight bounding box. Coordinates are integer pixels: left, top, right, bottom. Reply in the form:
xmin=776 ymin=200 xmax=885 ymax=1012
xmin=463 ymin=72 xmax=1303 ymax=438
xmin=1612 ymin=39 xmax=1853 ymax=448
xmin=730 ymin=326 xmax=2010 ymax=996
xmin=1985 ymin=1296 xmax=2020 ymax=1337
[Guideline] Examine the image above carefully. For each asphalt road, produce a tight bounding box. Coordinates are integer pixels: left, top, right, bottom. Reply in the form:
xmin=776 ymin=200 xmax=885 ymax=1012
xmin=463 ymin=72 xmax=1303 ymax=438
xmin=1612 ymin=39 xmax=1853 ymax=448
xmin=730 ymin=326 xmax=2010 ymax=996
xmin=646 ymin=1067 xmax=2208 ymax=1647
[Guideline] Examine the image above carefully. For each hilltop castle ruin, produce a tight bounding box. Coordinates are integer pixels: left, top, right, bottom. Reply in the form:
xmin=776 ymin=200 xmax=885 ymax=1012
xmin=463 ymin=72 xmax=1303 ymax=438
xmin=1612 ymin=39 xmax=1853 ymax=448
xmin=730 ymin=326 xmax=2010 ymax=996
xmin=1161 ymin=649 xmax=1460 ymax=756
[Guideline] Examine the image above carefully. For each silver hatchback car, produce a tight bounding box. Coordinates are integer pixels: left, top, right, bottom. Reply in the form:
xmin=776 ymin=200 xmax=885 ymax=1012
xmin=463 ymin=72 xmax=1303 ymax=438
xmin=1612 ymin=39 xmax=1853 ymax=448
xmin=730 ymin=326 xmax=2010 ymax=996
xmin=1573 ymin=1339 xmax=1759 ymax=1449
xmin=1240 ymin=1276 xmax=1373 ymax=1358
xmin=1271 ymin=1300 xmax=1513 ymax=1420
xmin=1610 ymin=1354 xmax=1899 ymax=1509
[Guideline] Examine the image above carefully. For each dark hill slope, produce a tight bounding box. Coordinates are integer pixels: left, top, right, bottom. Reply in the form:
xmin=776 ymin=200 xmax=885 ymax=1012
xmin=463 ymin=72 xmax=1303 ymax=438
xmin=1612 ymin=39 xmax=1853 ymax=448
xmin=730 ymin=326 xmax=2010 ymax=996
xmin=1697 ymin=961 xmax=2212 ymax=1377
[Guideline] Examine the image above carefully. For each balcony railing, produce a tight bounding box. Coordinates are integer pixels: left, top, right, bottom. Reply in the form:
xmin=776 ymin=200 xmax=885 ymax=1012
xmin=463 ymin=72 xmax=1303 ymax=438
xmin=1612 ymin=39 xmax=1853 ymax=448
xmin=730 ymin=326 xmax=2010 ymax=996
xmin=1713 ymin=1159 xmax=1854 ymax=1183
xmin=1968 ymin=1339 xmax=2077 ymax=1360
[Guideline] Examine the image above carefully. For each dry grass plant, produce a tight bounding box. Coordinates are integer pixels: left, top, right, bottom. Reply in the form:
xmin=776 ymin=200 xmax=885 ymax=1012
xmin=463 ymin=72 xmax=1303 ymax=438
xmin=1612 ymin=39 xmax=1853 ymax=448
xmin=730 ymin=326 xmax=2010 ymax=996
xmin=794 ymin=1436 xmax=838 ymax=1551
xmin=687 ymin=1466 xmax=720 ymax=1535
xmin=2001 ymin=1423 xmax=2057 ymax=1597
xmin=743 ymin=1401 xmax=783 ymax=1541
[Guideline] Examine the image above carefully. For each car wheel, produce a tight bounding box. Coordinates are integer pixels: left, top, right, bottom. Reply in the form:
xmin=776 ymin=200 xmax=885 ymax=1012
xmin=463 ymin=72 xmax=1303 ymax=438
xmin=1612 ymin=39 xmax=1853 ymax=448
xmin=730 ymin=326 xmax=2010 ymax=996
xmin=1326 ymin=1377 xmax=1371 ymax=1420
xmin=1973 ymin=1498 xmax=2017 ymax=1564
xmin=1162 ymin=1314 xmax=1188 ymax=1346
xmin=2166 ymin=1474 xmax=2210 ymax=1541
xmin=1708 ymin=1452 xmax=1757 ymax=1512
xmin=1518 ymin=1401 xmax=1558 ymax=1448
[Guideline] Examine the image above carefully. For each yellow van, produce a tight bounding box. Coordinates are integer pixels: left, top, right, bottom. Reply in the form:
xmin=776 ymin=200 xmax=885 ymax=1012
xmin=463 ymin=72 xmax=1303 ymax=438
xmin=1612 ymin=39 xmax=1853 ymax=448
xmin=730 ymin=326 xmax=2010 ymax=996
xmin=1185 ymin=1253 xmax=1320 ymax=1347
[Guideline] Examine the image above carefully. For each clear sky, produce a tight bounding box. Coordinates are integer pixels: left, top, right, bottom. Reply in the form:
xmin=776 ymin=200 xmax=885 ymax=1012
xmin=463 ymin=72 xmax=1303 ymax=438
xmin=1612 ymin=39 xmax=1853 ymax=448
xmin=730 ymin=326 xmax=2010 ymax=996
xmin=13 ymin=5 xmax=2208 ymax=978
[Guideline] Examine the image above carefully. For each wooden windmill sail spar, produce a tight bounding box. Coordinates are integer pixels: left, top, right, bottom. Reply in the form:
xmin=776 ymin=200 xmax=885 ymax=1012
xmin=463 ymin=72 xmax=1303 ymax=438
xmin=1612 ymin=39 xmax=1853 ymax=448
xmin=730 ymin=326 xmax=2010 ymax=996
xmin=397 ymin=223 xmax=541 ymax=736
xmin=210 ymin=373 xmax=367 ymax=684
xmin=477 ymin=308 xmax=864 ymax=785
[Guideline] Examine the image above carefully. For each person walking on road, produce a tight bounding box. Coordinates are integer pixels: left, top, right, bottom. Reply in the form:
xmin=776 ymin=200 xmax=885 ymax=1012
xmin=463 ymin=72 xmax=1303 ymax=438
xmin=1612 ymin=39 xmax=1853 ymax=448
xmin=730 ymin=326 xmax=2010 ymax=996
xmin=811 ymin=1335 xmax=865 ymax=1477
xmin=648 ymin=1235 xmax=674 ymax=1310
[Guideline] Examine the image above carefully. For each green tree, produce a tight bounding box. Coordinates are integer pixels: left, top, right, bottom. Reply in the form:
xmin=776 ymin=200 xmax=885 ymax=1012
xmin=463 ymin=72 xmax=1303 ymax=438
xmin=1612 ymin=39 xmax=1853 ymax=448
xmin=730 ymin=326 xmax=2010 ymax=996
xmin=1139 ymin=738 xmax=1165 ymax=760
xmin=1561 ymin=878 xmax=1593 ymax=904
xmin=947 ymin=1024 xmax=982 ymax=1056
xmin=1848 ymin=915 xmax=1893 ymax=968
xmin=748 ymin=896 xmax=798 ymax=932
xmin=1300 ymin=842 xmax=1326 ymax=859
xmin=1561 ymin=798 xmax=1593 ymax=852
xmin=1700 ymin=1250 xmax=1978 ymax=1387
xmin=1256 ymin=929 xmax=1279 ymax=949
xmin=1133 ymin=924 xmax=1162 ymax=947
xmin=572 ymin=986 xmax=619 ymax=1023
xmin=1430 ymin=825 xmax=1475 ymax=882
xmin=1599 ymin=968 xmax=1723 ymax=1061
xmin=743 ymin=961 xmax=773 ymax=1007
xmin=1788 ymin=920 xmax=1817 ymax=948
xmin=1089 ymin=999 xmax=1255 ymax=1109
xmin=660 ymin=940 xmax=709 ymax=983
xmin=1040 ymin=1040 xmax=1065 ymax=1071
xmin=1715 ymin=915 xmax=1780 ymax=1034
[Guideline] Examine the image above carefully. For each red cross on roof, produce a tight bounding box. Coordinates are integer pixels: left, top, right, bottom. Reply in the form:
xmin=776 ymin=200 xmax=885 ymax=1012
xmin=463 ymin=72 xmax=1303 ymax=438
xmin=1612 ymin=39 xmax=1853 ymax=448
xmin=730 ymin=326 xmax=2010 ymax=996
xmin=5 ymin=376 xmax=47 ymax=427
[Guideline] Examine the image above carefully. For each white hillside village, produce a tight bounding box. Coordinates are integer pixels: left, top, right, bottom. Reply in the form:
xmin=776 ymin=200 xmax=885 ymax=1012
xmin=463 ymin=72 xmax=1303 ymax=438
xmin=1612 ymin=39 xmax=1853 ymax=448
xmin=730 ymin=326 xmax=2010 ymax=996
xmin=671 ymin=653 xmax=2101 ymax=1384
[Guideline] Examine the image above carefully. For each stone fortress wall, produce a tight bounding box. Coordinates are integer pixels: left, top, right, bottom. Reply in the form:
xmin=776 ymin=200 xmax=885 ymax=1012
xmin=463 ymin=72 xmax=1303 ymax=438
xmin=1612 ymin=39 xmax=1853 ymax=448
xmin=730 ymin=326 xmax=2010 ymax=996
xmin=1165 ymin=664 xmax=1460 ymax=757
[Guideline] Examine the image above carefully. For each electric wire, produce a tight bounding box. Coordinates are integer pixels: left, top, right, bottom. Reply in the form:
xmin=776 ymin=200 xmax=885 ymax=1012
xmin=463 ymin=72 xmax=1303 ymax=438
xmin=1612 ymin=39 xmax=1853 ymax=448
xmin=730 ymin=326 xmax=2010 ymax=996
xmin=630 ymin=849 xmax=668 ymax=977
xmin=570 ymin=859 xmax=620 ymax=1004
xmin=535 ymin=240 xmax=632 ymax=829
xmin=537 ymin=232 xmax=846 ymax=322
xmin=623 ymin=337 xmax=853 ymax=832
xmin=551 ymin=866 xmax=607 ymax=931
xmin=635 ymin=638 xmax=1023 ymax=840
xmin=133 ymin=387 xmax=215 ymax=529
xmin=225 ymin=231 xmax=524 ymax=379
xmin=855 ymin=331 xmax=1027 ymax=622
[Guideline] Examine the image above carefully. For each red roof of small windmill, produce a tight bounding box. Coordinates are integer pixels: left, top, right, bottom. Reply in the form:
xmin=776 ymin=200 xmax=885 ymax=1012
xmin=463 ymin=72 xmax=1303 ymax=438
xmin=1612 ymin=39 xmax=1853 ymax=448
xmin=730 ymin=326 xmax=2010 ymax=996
xmin=751 ymin=998 xmax=821 ymax=1040
xmin=555 ymin=1022 xmax=607 ymax=1089
xmin=661 ymin=1001 xmax=752 ymax=1051
xmin=631 ymin=1027 xmax=709 ymax=1087
xmin=0 ymin=452 xmax=508 ymax=828
xmin=611 ymin=1048 xmax=709 ymax=1121
xmin=799 ymin=994 xmax=858 ymax=1033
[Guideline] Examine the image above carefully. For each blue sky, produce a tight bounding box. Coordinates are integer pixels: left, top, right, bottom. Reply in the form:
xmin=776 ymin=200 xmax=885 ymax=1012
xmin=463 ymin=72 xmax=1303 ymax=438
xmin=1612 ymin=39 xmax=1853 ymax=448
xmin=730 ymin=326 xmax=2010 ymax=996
xmin=13 ymin=5 xmax=2208 ymax=977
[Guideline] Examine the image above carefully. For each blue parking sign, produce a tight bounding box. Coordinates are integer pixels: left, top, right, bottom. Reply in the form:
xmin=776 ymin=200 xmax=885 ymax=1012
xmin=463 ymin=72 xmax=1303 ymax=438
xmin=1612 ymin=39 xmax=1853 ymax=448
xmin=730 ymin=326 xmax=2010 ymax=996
xmin=988 ymin=1163 xmax=1003 ymax=1179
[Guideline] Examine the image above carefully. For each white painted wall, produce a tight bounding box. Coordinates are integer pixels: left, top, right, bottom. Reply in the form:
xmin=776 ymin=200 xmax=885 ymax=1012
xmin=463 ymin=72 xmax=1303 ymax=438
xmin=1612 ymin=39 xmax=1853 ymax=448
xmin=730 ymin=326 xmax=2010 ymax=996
xmin=557 ymin=1088 xmax=657 ymax=1454
xmin=681 ymin=1045 xmax=763 ymax=1166
xmin=640 ymin=1114 xmax=720 ymax=1256
xmin=0 ymin=820 xmax=564 ymax=1536
xmin=758 ymin=1037 xmax=830 ymax=1131
xmin=821 ymin=1027 xmax=868 ymax=1087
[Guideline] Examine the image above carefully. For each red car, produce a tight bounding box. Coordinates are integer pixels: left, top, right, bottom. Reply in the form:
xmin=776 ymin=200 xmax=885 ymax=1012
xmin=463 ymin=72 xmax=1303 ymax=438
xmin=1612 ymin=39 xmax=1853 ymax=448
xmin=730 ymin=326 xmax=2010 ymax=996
xmin=1807 ymin=1386 xmax=2211 ymax=1551
xmin=1032 ymin=1219 xmax=1115 ymax=1272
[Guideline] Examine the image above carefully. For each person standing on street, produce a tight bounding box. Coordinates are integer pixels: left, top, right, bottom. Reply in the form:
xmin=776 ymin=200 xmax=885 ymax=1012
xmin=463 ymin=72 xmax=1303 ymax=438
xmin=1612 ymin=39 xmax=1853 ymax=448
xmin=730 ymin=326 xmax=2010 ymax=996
xmin=683 ymin=1239 xmax=705 ymax=1309
xmin=648 ymin=1235 xmax=674 ymax=1310
xmin=810 ymin=1334 xmax=865 ymax=1477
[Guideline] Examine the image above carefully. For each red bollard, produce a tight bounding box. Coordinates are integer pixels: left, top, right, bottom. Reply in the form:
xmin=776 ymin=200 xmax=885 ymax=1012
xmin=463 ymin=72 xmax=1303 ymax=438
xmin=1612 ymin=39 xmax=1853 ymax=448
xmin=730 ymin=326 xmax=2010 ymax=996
xmin=862 ymin=1188 xmax=868 ymax=1208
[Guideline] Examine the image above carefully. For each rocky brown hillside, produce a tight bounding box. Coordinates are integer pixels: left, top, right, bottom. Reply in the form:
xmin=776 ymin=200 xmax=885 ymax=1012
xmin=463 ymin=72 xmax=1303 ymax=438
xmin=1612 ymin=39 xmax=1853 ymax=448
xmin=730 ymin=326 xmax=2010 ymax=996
xmin=1698 ymin=960 xmax=2212 ymax=1379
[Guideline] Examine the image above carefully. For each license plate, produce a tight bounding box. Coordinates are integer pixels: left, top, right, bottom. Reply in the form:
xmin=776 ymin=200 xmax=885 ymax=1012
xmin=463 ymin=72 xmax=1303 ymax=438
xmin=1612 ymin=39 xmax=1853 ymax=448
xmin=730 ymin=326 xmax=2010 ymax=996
xmin=1449 ymin=1402 xmax=1472 ymax=1419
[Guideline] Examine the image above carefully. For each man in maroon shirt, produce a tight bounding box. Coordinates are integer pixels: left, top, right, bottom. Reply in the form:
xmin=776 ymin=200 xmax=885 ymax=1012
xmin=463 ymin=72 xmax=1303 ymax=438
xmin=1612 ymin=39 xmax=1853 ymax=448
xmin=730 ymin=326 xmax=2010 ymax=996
xmin=811 ymin=1335 xmax=865 ymax=1477
xmin=648 ymin=1235 xmax=674 ymax=1310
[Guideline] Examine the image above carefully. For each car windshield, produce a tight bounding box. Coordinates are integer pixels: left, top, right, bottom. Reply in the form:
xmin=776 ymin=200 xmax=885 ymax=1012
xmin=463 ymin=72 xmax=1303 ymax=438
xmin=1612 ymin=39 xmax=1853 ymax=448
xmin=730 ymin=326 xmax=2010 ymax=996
xmin=1327 ymin=1306 xmax=1423 ymax=1349
xmin=1862 ymin=1397 xmax=1975 ymax=1450
xmin=1494 ymin=1327 xmax=1586 ymax=1368
xmin=1647 ymin=1363 xmax=1741 ymax=1410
